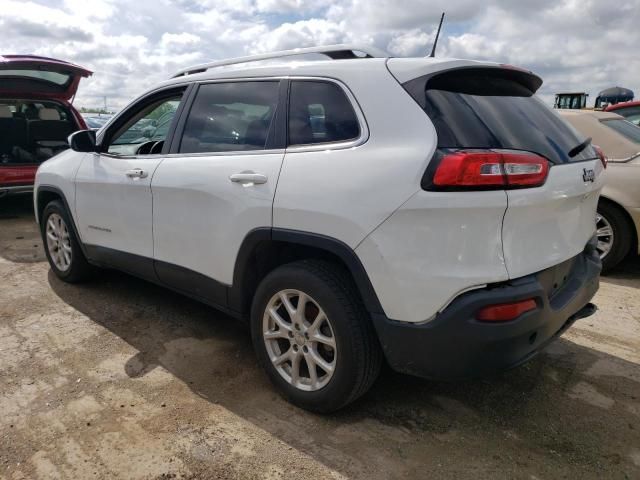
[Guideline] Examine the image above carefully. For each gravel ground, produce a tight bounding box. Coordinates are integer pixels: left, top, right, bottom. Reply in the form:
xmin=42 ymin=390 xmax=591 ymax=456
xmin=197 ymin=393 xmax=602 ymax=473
xmin=1 ymin=195 xmax=639 ymax=480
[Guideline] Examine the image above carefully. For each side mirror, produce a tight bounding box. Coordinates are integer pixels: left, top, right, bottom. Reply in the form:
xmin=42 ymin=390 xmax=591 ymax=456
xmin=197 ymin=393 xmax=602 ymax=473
xmin=68 ymin=130 xmax=97 ymax=152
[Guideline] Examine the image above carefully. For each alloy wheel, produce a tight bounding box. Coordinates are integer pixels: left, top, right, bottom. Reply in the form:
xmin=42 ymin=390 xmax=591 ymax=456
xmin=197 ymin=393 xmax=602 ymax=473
xmin=46 ymin=213 xmax=72 ymax=271
xmin=595 ymin=212 xmax=614 ymax=259
xmin=262 ymin=289 xmax=337 ymax=392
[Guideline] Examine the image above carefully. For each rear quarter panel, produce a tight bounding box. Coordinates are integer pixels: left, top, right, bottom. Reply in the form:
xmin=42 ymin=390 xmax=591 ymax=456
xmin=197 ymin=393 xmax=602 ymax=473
xmin=355 ymin=190 xmax=509 ymax=323
xmin=273 ymin=62 xmax=434 ymax=248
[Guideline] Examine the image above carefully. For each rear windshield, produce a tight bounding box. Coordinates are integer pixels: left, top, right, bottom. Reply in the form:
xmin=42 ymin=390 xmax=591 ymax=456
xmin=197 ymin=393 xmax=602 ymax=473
xmin=407 ymin=69 xmax=597 ymax=164
xmin=0 ymin=69 xmax=70 ymax=85
xmin=601 ymin=119 xmax=640 ymax=143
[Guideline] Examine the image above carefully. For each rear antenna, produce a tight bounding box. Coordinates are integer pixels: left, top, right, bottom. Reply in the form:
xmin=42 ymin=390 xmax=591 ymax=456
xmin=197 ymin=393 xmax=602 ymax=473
xmin=429 ymin=12 xmax=445 ymax=57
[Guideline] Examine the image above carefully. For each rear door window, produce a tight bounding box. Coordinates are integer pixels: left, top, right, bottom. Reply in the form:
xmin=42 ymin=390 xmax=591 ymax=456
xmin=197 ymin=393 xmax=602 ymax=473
xmin=408 ymin=69 xmax=597 ymax=164
xmin=179 ymin=81 xmax=279 ymax=154
xmin=613 ymin=106 xmax=640 ymax=125
xmin=601 ymin=119 xmax=640 ymax=143
xmin=288 ymin=81 xmax=360 ymax=146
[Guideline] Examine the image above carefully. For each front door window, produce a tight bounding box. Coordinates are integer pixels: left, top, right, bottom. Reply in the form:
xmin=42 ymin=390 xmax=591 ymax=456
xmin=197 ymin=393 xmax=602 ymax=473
xmin=107 ymin=97 xmax=181 ymax=156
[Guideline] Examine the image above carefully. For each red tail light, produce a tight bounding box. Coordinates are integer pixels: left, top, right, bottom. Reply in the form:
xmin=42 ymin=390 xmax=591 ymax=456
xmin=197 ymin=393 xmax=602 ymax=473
xmin=476 ymin=299 xmax=537 ymax=322
xmin=593 ymin=145 xmax=607 ymax=169
xmin=431 ymin=150 xmax=549 ymax=190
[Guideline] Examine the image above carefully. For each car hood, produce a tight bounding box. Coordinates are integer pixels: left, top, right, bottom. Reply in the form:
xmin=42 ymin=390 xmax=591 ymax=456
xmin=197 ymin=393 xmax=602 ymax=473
xmin=0 ymin=55 xmax=92 ymax=101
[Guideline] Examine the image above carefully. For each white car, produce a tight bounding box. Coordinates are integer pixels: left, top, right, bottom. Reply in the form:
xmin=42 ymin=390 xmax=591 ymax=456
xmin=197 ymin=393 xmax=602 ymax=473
xmin=35 ymin=45 xmax=603 ymax=412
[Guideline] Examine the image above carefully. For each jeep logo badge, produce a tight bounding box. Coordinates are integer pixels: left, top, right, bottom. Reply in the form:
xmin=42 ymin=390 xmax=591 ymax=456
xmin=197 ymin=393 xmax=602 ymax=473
xmin=582 ymin=168 xmax=595 ymax=183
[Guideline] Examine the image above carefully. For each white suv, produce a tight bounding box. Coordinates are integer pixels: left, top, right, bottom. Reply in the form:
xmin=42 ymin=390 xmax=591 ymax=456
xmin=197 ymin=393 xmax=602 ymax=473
xmin=35 ymin=45 xmax=604 ymax=412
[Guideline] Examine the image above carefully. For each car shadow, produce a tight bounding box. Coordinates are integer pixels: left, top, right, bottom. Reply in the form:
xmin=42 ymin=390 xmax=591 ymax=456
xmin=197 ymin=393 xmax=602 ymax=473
xmin=600 ymin=254 xmax=640 ymax=287
xmin=47 ymin=268 xmax=640 ymax=478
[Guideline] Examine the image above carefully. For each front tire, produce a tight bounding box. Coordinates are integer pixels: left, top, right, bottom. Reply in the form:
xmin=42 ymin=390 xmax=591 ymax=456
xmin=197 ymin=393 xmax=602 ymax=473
xmin=597 ymin=201 xmax=632 ymax=274
xmin=251 ymin=260 xmax=382 ymax=412
xmin=41 ymin=200 xmax=93 ymax=283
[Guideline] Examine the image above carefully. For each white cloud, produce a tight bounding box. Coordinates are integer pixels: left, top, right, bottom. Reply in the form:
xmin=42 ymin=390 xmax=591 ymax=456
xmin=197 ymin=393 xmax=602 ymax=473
xmin=255 ymin=0 xmax=333 ymax=13
xmin=387 ymin=29 xmax=431 ymax=57
xmin=248 ymin=19 xmax=348 ymax=53
xmin=160 ymin=32 xmax=201 ymax=53
xmin=0 ymin=0 xmax=637 ymax=110
xmin=63 ymin=0 xmax=115 ymax=20
xmin=442 ymin=1 xmax=640 ymax=103
xmin=0 ymin=0 xmax=94 ymax=40
xmin=160 ymin=33 xmax=200 ymax=46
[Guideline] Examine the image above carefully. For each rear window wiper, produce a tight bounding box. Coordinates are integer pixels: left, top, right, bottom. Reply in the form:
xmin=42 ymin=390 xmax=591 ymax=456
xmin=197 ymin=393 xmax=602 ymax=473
xmin=568 ymin=137 xmax=592 ymax=158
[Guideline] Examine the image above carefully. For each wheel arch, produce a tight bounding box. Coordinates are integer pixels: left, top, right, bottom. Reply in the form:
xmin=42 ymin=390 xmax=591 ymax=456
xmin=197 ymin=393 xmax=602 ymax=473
xmin=36 ymin=186 xmax=65 ymax=223
xmin=229 ymin=228 xmax=385 ymax=317
xmin=36 ymin=185 xmax=89 ymax=258
xmin=598 ymin=195 xmax=638 ymax=255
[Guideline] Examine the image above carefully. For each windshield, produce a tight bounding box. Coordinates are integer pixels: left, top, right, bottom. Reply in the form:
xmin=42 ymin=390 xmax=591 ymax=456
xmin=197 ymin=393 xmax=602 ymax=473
xmin=601 ymin=119 xmax=640 ymax=144
xmin=0 ymin=69 xmax=70 ymax=85
xmin=555 ymin=94 xmax=586 ymax=109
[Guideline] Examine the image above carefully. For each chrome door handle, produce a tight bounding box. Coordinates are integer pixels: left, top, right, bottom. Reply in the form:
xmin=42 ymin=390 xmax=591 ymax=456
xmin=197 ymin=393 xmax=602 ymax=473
xmin=125 ymin=168 xmax=148 ymax=179
xmin=229 ymin=172 xmax=267 ymax=185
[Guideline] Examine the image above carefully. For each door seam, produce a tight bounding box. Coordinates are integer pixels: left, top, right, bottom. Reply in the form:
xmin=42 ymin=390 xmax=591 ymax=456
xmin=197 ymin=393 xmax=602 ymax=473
xmin=149 ymin=157 xmax=167 ymax=262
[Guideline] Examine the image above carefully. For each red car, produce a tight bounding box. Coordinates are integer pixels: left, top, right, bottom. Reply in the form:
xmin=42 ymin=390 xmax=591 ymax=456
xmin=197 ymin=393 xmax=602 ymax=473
xmin=0 ymin=55 xmax=91 ymax=197
xmin=605 ymin=100 xmax=640 ymax=126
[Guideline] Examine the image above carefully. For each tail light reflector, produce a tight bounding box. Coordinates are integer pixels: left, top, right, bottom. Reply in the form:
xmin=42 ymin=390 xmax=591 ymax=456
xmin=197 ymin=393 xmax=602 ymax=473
xmin=431 ymin=150 xmax=549 ymax=189
xmin=476 ymin=299 xmax=537 ymax=322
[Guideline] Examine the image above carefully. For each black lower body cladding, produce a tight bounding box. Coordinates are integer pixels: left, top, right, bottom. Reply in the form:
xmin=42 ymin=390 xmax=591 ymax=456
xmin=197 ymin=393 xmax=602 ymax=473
xmin=372 ymin=238 xmax=601 ymax=380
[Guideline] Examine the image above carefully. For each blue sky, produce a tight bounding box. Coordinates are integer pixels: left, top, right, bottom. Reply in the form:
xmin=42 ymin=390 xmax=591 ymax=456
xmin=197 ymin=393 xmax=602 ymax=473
xmin=1 ymin=0 xmax=638 ymax=109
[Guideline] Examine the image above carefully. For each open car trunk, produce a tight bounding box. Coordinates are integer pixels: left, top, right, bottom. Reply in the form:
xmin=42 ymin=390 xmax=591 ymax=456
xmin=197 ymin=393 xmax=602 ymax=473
xmin=0 ymin=99 xmax=79 ymax=166
xmin=0 ymin=55 xmax=91 ymax=193
xmin=0 ymin=55 xmax=92 ymax=101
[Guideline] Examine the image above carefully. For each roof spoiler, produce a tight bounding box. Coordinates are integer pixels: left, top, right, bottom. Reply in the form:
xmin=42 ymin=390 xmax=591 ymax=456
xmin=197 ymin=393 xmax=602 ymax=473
xmin=400 ymin=65 xmax=543 ymax=109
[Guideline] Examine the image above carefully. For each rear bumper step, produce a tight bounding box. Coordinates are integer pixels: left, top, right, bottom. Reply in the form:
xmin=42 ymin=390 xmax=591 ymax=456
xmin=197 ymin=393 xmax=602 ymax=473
xmin=372 ymin=240 xmax=601 ymax=380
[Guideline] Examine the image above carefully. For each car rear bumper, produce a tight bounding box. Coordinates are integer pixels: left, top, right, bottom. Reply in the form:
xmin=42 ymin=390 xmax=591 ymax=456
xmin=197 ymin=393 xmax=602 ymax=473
xmin=0 ymin=164 xmax=37 ymax=197
xmin=371 ymin=237 xmax=601 ymax=380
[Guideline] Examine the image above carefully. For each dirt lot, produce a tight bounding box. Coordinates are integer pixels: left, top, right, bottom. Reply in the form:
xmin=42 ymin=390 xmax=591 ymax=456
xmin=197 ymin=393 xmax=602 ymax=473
xmin=1 ymin=195 xmax=639 ymax=480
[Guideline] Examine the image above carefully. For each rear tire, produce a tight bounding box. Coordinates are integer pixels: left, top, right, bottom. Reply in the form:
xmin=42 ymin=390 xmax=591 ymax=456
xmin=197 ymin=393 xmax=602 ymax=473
xmin=251 ymin=259 xmax=382 ymax=412
xmin=41 ymin=200 xmax=93 ymax=283
xmin=597 ymin=200 xmax=632 ymax=274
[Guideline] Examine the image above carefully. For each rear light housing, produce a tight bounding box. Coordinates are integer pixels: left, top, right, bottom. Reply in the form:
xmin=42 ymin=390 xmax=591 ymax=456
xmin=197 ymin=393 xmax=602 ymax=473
xmin=476 ymin=299 xmax=537 ymax=322
xmin=593 ymin=145 xmax=607 ymax=169
xmin=424 ymin=149 xmax=550 ymax=191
